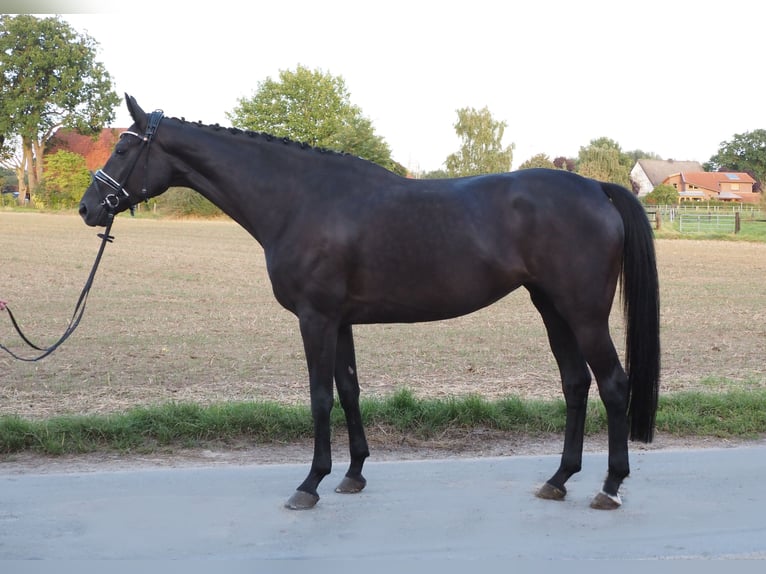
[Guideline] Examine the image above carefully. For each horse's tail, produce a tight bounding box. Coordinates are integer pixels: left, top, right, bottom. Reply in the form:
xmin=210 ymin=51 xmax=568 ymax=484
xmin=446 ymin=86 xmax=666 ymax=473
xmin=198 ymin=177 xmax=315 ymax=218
xmin=600 ymin=182 xmax=660 ymax=443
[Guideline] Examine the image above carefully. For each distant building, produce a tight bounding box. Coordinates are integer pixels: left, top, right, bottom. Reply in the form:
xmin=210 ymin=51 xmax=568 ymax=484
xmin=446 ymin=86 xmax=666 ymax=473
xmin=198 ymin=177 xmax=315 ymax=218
xmin=663 ymin=171 xmax=759 ymax=203
xmin=630 ymin=159 xmax=704 ymax=197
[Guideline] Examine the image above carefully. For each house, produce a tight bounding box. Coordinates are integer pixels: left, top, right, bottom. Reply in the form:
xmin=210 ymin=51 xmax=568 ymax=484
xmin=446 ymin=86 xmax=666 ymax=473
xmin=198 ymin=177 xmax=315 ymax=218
xmin=46 ymin=128 xmax=126 ymax=171
xmin=630 ymin=159 xmax=704 ymax=197
xmin=663 ymin=172 xmax=759 ymax=203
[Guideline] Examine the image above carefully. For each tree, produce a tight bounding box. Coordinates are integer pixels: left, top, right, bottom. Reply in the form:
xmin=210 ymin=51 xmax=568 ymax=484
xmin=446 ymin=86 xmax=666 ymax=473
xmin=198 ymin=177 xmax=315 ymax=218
xmin=704 ymin=129 xmax=766 ymax=192
xmin=39 ymin=150 xmax=91 ymax=208
xmin=226 ymin=65 xmax=405 ymax=175
xmin=0 ymin=133 xmax=25 ymax=199
xmin=0 ymin=166 xmax=12 ymax=185
xmin=419 ymin=168 xmax=449 ymax=179
xmin=553 ymin=156 xmax=576 ymax=171
xmin=0 ymin=14 xmax=119 ymax=203
xmin=445 ymin=106 xmax=514 ymax=177
xmin=644 ymin=183 xmax=678 ymax=205
xmin=518 ymin=153 xmax=556 ymax=170
xmin=0 ymin=165 xmax=16 ymax=205
xmin=625 ymin=149 xmax=662 ymax=163
xmin=576 ymin=137 xmax=632 ymax=187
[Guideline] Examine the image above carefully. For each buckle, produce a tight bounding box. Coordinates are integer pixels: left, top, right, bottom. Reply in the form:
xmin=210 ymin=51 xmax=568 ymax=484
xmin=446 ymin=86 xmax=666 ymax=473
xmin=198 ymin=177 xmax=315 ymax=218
xmin=102 ymin=194 xmax=120 ymax=209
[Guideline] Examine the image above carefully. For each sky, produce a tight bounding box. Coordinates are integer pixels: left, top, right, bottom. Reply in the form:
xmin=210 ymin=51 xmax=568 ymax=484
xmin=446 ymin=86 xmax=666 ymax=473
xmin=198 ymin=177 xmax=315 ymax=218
xmin=20 ymin=1 xmax=766 ymax=172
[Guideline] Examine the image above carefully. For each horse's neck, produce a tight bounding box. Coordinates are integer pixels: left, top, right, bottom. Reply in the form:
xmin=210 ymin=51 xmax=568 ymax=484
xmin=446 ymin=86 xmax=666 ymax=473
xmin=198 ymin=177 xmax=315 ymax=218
xmin=171 ymin=127 xmax=303 ymax=246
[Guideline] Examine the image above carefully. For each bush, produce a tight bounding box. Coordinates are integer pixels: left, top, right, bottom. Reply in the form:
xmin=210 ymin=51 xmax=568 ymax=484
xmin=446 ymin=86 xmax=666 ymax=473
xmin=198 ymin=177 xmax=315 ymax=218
xmin=40 ymin=150 xmax=91 ymax=209
xmin=152 ymin=187 xmax=222 ymax=218
xmin=645 ymin=184 xmax=678 ymax=205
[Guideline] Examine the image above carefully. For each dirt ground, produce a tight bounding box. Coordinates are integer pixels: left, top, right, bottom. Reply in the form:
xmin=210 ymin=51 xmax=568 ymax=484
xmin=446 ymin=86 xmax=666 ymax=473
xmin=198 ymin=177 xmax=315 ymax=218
xmin=2 ymin=215 xmax=766 ymax=472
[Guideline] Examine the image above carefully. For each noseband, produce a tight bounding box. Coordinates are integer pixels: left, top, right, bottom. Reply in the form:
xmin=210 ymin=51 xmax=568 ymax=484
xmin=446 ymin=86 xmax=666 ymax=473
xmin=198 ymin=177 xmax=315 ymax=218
xmin=92 ymin=110 xmax=164 ymax=216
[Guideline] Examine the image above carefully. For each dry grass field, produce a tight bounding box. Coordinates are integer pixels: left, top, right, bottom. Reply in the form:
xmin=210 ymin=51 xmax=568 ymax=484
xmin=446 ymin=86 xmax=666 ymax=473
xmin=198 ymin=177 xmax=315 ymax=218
xmin=2 ymin=211 xmax=765 ymax=420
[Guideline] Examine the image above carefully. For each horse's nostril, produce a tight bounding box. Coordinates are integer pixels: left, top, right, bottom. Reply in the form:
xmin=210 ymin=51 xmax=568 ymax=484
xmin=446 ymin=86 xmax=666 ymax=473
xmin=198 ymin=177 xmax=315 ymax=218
xmin=78 ymin=203 xmax=87 ymax=217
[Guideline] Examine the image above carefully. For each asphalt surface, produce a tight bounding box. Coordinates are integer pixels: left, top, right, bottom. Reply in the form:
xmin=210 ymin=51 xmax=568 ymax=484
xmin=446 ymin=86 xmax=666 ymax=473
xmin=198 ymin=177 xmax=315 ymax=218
xmin=1 ymin=445 xmax=765 ymax=559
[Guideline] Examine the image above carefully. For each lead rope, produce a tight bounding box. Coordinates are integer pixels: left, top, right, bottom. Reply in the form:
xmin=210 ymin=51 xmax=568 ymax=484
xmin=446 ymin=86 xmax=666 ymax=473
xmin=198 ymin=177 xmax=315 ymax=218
xmin=1 ymin=215 xmax=115 ymax=362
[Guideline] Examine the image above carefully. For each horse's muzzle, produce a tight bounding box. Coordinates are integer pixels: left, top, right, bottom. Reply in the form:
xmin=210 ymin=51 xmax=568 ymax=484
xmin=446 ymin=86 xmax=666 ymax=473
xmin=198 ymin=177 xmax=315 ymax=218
xmin=79 ymin=198 xmax=109 ymax=227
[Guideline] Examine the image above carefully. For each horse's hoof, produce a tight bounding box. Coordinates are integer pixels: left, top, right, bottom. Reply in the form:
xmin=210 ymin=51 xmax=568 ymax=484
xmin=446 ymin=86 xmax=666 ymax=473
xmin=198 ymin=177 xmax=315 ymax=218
xmin=335 ymin=475 xmax=366 ymax=494
xmin=536 ymin=482 xmax=566 ymax=500
xmin=590 ymin=490 xmax=622 ymax=510
xmin=285 ymin=490 xmax=320 ymax=510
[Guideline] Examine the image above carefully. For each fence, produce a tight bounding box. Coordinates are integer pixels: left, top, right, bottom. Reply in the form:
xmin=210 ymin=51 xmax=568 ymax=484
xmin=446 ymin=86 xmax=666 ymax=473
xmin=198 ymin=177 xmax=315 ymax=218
xmin=649 ymin=204 xmax=764 ymax=220
xmin=644 ymin=204 xmax=765 ymax=234
xmin=678 ymin=212 xmax=740 ymax=234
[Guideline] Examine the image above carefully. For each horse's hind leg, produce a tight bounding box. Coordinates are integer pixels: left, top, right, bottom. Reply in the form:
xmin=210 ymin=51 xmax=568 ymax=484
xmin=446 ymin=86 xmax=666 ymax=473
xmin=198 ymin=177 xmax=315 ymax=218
xmin=568 ymin=316 xmax=631 ymax=509
xmin=529 ymin=289 xmax=593 ymax=502
xmin=581 ymin=335 xmax=630 ymax=509
xmin=333 ymin=324 xmax=370 ymax=494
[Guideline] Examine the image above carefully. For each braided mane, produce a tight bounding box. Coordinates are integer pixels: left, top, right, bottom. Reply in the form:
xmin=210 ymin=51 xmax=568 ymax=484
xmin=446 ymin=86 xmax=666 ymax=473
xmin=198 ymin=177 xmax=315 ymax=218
xmin=172 ymin=116 xmax=351 ymax=158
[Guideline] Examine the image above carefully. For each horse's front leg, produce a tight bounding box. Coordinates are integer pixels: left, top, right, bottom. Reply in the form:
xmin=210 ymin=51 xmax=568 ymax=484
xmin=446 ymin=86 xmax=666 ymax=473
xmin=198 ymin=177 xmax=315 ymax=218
xmin=333 ymin=324 xmax=369 ymax=494
xmin=285 ymin=313 xmax=339 ymax=510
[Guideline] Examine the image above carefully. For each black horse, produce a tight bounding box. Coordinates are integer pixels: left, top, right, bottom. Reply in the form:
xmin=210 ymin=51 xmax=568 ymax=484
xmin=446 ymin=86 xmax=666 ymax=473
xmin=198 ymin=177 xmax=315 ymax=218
xmin=80 ymin=95 xmax=660 ymax=511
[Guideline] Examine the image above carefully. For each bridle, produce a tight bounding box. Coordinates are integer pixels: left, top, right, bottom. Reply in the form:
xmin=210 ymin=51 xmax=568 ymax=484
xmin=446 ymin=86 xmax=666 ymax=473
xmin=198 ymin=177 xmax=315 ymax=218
xmin=0 ymin=110 xmax=164 ymax=362
xmin=92 ymin=109 xmax=164 ymax=217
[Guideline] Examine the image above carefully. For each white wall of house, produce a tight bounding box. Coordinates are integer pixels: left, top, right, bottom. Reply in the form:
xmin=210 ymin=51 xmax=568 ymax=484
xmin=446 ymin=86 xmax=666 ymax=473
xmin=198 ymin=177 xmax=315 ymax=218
xmin=630 ymin=164 xmax=654 ymax=197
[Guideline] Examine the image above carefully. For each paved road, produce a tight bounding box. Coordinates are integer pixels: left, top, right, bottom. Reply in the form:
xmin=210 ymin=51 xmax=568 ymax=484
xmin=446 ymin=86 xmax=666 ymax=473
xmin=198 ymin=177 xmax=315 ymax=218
xmin=1 ymin=445 xmax=765 ymax=559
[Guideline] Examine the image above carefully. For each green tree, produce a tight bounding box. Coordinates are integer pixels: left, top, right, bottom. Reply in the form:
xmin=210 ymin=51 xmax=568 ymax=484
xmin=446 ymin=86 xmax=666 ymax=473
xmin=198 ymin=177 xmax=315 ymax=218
xmin=625 ymin=149 xmax=662 ymax=163
xmin=0 ymin=165 xmax=16 ymax=206
xmin=419 ymin=168 xmax=449 ymax=179
xmin=576 ymin=137 xmax=632 ymax=187
xmin=0 ymin=14 xmax=119 ymax=203
xmin=39 ymin=150 xmax=91 ymax=208
xmin=445 ymin=106 xmax=514 ymax=176
xmin=0 ymin=166 xmax=13 ymax=186
xmin=704 ymin=129 xmax=766 ymax=192
xmin=0 ymin=133 xmax=23 ymax=196
xmin=644 ymin=183 xmax=678 ymax=205
xmin=518 ymin=153 xmax=556 ymax=170
xmin=226 ymin=65 xmax=405 ymax=175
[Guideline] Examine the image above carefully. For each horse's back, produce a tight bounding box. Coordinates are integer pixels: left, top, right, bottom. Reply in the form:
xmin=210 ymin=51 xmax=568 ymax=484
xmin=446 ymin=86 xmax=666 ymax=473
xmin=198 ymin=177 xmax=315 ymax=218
xmin=398 ymin=168 xmax=625 ymax=287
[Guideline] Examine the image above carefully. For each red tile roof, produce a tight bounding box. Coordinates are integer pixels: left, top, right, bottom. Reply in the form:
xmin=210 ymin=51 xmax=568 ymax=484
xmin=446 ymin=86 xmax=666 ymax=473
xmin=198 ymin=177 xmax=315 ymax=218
xmin=680 ymin=171 xmax=756 ymax=190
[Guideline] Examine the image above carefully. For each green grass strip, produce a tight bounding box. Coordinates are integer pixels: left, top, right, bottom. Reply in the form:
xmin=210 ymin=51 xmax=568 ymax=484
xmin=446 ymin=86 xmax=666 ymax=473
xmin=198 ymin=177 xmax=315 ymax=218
xmin=1 ymin=389 xmax=764 ymax=456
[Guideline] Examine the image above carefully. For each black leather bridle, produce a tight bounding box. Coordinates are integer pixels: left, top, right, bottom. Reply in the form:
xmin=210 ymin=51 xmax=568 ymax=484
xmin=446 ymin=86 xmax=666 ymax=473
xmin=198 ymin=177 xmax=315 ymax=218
xmin=92 ymin=109 xmax=164 ymax=216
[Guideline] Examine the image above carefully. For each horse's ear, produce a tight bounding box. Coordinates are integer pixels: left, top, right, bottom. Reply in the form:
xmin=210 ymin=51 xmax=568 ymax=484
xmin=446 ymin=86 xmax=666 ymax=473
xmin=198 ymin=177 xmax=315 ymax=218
xmin=125 ymin=93 xmax=147 ymax=128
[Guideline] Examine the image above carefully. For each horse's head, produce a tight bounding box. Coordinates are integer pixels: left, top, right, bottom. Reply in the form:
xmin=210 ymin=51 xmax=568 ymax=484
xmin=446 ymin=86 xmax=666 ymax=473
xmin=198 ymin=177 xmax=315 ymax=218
xmin=79 ymin=94 xmax=172 ymax=227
